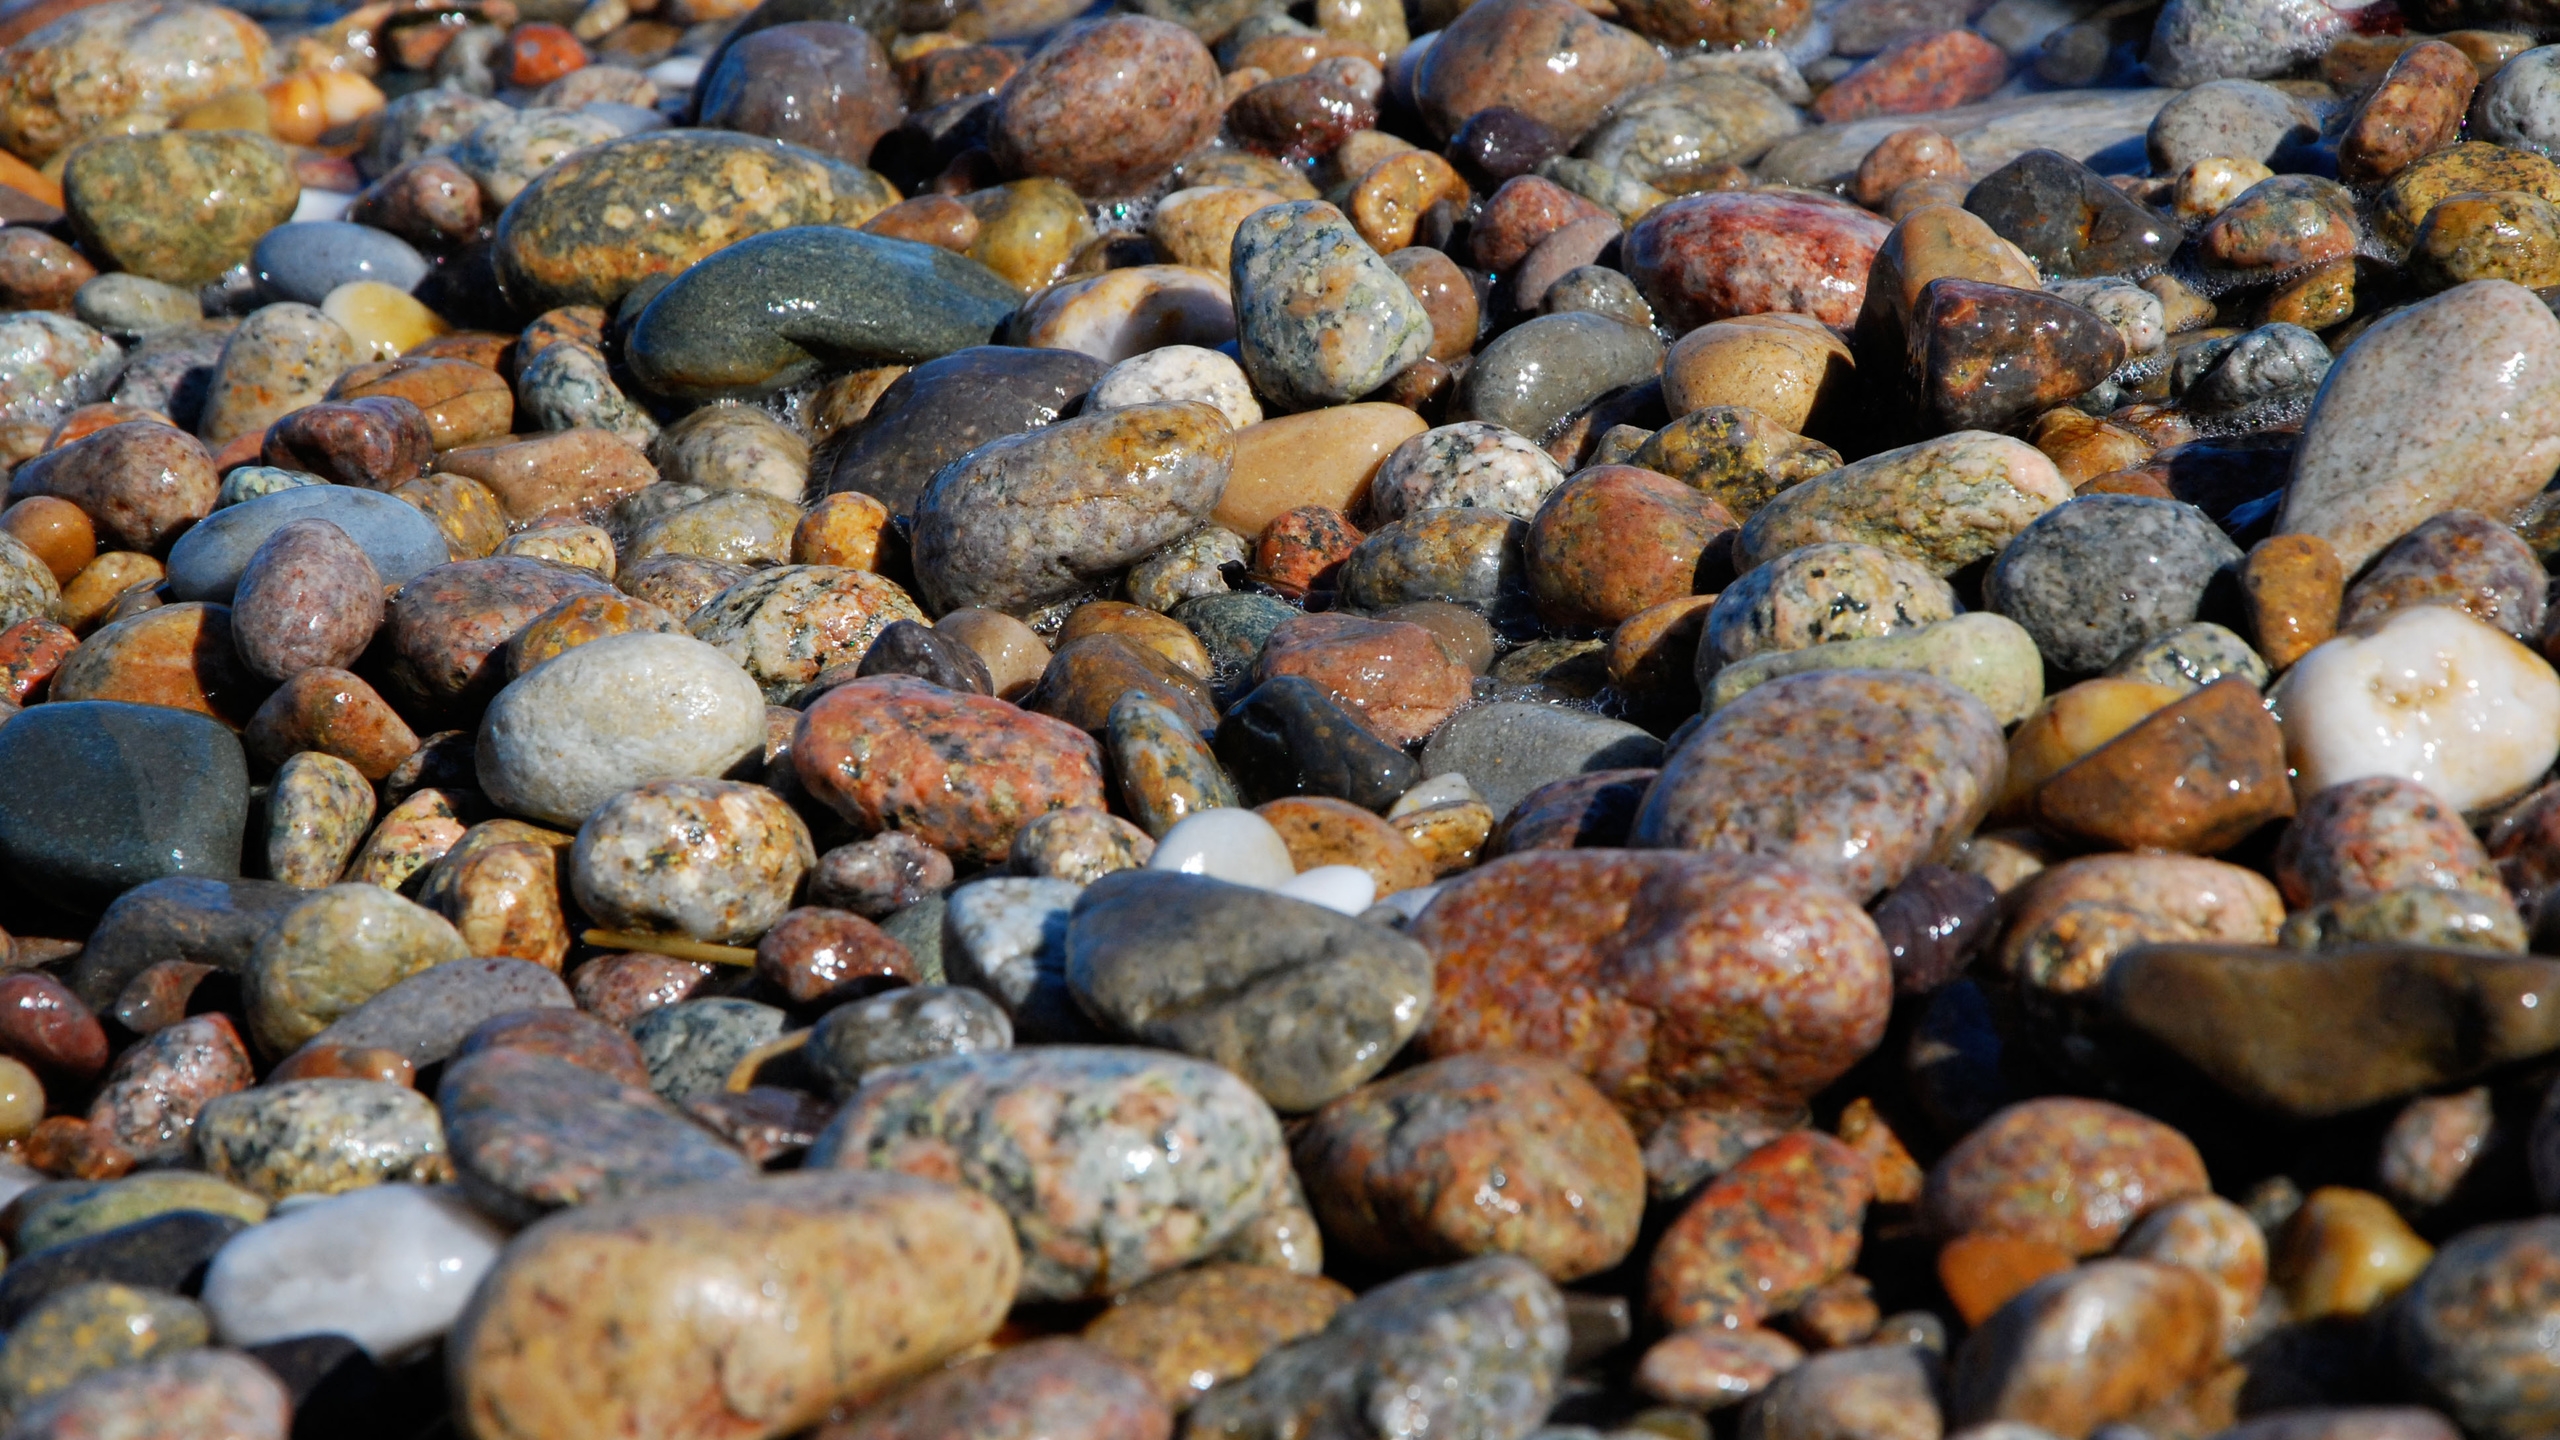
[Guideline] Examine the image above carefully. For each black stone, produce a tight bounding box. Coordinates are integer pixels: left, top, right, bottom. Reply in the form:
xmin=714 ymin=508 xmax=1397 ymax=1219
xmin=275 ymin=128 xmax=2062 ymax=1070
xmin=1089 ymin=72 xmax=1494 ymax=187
xmin=0 ymin=702 xmax=249 ymax=914
xmin=1446 ymin=106 xmax=1565 ymax=191
xmin=1214 ymin=675 xmax=1418 ymax=811
xmin=246 ymin=1333 xmax=390 ymax=1440
xmin=1964 ymin=148 xmax=2184 ymax=278
xmin=815 ymin=346 xmax=1103 ymax=518
xmin=687 ymin=0 xmax=900 ymax=124
xmin=437 ymin=1047 xmax=752 ymax=1226
xmin=0 ymin=1210 xmax=250 ymax=1325
xmin=856 ymin=618 xmax=994 ymax=693
xmin=1869 ymin=863 xmax=1999 ymax=995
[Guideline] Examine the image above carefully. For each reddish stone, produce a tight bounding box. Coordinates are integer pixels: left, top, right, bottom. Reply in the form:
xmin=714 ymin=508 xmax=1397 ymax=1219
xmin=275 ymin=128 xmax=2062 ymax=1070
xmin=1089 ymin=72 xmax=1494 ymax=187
xmin=902 ymin=43 xmax=1017 ymax=109
xmin=1228 ymin=59 xmax=1379 ymax=162
xmin=1624 ymin=192 xmax=1894 ymax=333
xmin=566 ymin=952 xmax=712 ymax=1028
xmin=1923 ymin=1097 xmax=2210 ymax=1256
xmin=329 ymin=356 xmax=513 ymax=449
xmin=112 ymin=959 xmax=215 ymax=1034
xmin=820 ymin=1338 xmax=1171 ymax=1440
xmin=10 ymin=421 xmax=217 ymax=554
xmin=270 ymin=1043 xmax=417 ymax=1087
xmin=1938 ymin=1232 xmax=2078 ymax=1326
xmin=507 ymin=22 xmax=588 ymax=88
xmin=1525 ymin=466 xmax=1733 ymax=628
xmin=434 ymin=429 xmax=656 ymax=527
xmin=260 ymin=396 xmax=435 ymax=491
xmin=0 ymin=616 xmax=75 ymax=703
xmin=381 ymin=556 xmax=616 ymax=714
xmin=48 ymin=602 xmax=267 ymax=727
xmin=2337 ymin=39 xmax=2473 ymax=184
xmin=1254 ymin=612 xmax=1473 ymax=747
xmin=987 ymin=15 xmax=1221 ymax=199
xmin=1648 ymin=1132 xmax=1875 ymax=1329
xmin=1294 ymin=1052 xmax=1645 ymax=1281
xmin=1253 ymin=506 xmax=1364 ymax=592
xmin=24 ymin=1115 xmax=133 ymax=1180
xmin=682 ymin=1086 xmax=835 ymax=1166
xmin=0 ymin=972 xmax=105 ymax=1083
xmin=1852 ymin=126 xmax=1968 ymax=209
xmin=1812 ymin=30 xmax=2010 ymax=123
xmin=753 ymin=906 xmax=918 ymax=1007
xmin=1413 ymin=850 xmax=1892 ymax=1122
xmin=2033 ymin=677 xmax=2294 ymax=854
xmin=244 ymin=666 xmax=422 ymax=779
xmin=2294 ymin=775 xmax=2505 ymax=908
xmin=455 ymin=1007 xmax=653 ymax=1088
xmin=794 ymin=675 xmax=1107 ymax=867
xmin=1412 ymin=0 xmax=1665 ymax=145
xmin=85 ymin=1012 xmax=254 ymax=1165
xmin=1471 ymin=174 xmax=1614 ymax=275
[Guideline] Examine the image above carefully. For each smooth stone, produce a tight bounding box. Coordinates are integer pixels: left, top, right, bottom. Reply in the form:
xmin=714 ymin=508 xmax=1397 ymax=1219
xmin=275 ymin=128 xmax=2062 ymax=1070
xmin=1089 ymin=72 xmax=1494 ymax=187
xmin=229 ymin=517 xmax=382 ymax=683
xmin=200 ymin=1183 xmax=503 ymax=1358
xmin=1092 ymin=345 xmax=1260 ymax=429
xmin=2147 ymin=78 xmax=2320 ymax=172
xmin=1454 ymin=313 xmax=1666 ymax=446
xmin=793 ymin=675 xmax=1106 ymax=866
xmin=2393 ymin=1216 xmax=2560 ymax=1439
xmin=196 ymin=302 xmax=358 ymax=446
xmin=652 ymin=406 xmax=807 ymax=502
xmin=629 ymin=997 xmax=787 ymax=1102
xmin=2107 ymin=943 xmax=2560 ymax=1116
xmin=825 ymin=1337 xmax=1171 ymax=1440
xmin=294 ymin=956 xmax=571 ymax=1071
xmin=73 ymin=274 xmax=199 ymax=339
xmin=164 ymin=484 xmax=448 ymax=604
xmin=1338 ymin=506 xmax=1535 ymax=633
xmin=61 ymin=131 xmax=298 ymax=288
xmin=1708 ymin=612 xmax=2046 ymax=725
xmin=1417 ymin=703 xmax=1662 ymax=820
xmin=1704 ymin=540 xmax=1956 ymax=676
xmin=1985 ymin=495 xmax=2244 ymax=674
xmin=1212 ymin=676 xmax=1417 ymax=812
xmin=1183 ymin=1257 xmax=1568 ymax=1440
xmin=2279 ymin=280 xmax=2560 ymax=573
xmin=0 ymin=701 xmax=245 ymax=910
xmin=1946 ymin=1260 xmax=2222 ymax=1435
xmin=1413 ymin=0 xmax=1663 ymax=138
xmin=1624 ymin=190 xmax=1893 ymax=333
xmin=1372 ymin=422 xmax=1568 ymax=527
xmin=806 ymin=985 xmax=1012 ymax=1098
xmin=0 ymin=1281 xmax=211 ymax=1417
xmin=9 ymin=419 xmax=211 ymax=556
xmin=1271 ymin=864 xmax=1376 ymax=915
xmin=625 ymin=226 xmax=1017 ymax=400
xmin=571 ymin=778 xmax=812 ymax=944
xmin=476 ymin=631 xmax=765 ymax=826
xmin=1759 ymin=89 xmax=2174 ymax=190
xmin=989 ymin=16 xmax=1219 ymax=197
xmin=12 ymin=1173 xmax=263 ymax=1257
xmin=1079 ymin=1264 xmax=1351 ymax=1412
xmin=0 ymin=314 xmax=118 ymax=430
xmin=1065 ymin=869 xmax=1434 ymax=1111
xmin=1963 ymin=147 xmax=2184 ymax=278
xmin=192 ymin=1078 xmax=446 ymax=1199
xmin=447 ymin=1171 xmax=1017 ymax=1440
xmin=912 ymin=400 xmax=1231 ymax=617
xmin=1231 ymin=200 xmax=1431 ymax=414
xmin=940 ymin=876 xmax=1090 ymax=1043
xmin=449 ymin=110 xmax=622 ymax=208
xmin=694 ymin=23 xmax=904 ymax=168
xmin=242 ymin=885 xmax=468 ymax=1057
xmin=2272 ymin=605 xmax=2560 ymax=812
xmin=687 ymin=566 xmax=925 ymax=703
xmin=251 ymin=223 xmax=427 ymax=307
xmin=817 ymin=347 xmax=1101 ymax=520
xmin=436 ymin=1047 xmax=750 ymax=1224
xmin=1737 ymin=430 xmax=2070 ymax=576
xmin=812 ymin=1045 xmax=1290 ymax=1302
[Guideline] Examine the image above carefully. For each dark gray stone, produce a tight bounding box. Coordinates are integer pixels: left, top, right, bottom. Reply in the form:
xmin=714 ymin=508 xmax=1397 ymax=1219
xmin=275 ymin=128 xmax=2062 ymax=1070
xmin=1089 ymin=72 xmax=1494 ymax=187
xmin=0 ymin=703 xmax=248 ymax=913
xmin=436 ymin=1047 xmax=752 ymax=1226
xmin=817 ymin=346 xmax=1102 ymax=519
xmin=1983 ymin=494 xmax=2243 ymax=674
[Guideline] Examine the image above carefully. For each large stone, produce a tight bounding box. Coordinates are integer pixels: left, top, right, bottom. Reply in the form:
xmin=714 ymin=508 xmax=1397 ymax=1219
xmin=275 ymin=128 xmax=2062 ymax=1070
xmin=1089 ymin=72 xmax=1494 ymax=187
xmin=166 ymin=484 xmax=450 ymax=603
xmin=1231 ymin=201 xmax=1433 ymax=414
xmin=0 ymin=701 xmax=245 ymax=911
xmin=0 ymin=1 xmax=271 ymax=164
xmin=477 ymin=632 xmax=768 ymax=826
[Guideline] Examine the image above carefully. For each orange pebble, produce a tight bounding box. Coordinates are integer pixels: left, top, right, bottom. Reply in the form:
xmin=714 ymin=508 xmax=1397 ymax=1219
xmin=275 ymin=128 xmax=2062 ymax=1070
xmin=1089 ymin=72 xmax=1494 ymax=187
xmin=0 ymin=148 xmax=61 ymax=210
xmin=211 ymin=431 xmax=266 ymax=475
xmin=272 ymin=1043 xmax=418 ymax=1087
xmin=0 ymin=496 xmax=94 ymax=584
xmin=1938 ymin=1233 xmax=2078 ymax=1326
xmin=793 ymin=491 xmax=890 ymax=569
xmin=44 ymin=403 xmax=168 ymax=452
xmin=507 ymin=22 xmax=588 ymax=87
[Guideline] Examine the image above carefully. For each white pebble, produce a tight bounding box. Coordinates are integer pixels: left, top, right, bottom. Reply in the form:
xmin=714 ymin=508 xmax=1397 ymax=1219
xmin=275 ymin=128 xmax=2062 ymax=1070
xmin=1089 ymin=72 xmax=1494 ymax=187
xmin=200 ymin=1184 xmax=507 ymax=1361
xmin=1091 ymin=345 xmax=1262 ymax=428
xmin=1272 ymin=864 xmax=1377 ymax=915
xmin=644 ymin=55 xmax=704 ymax=90
xmin=2272 ymin=603 xmax=2560 ymax=812
xmin=289 ymin=189 xmax=355 ymax=224
xmin=1146 ymin=807 xmax=1297 ymax=888
xmin=1387 ymin=772 xmax=1480 ymax=817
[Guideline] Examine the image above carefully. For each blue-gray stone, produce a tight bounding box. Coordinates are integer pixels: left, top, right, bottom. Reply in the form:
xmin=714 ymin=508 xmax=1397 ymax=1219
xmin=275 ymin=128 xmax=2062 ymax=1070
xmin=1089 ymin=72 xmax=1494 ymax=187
xmin=1231 ymin=200 xmax=1432 ymax=414
xmin=624 ymin=226 xmax=1020 ymax=400
xmin=628 ymin=998 xmax=788 ymax=1101
xmin=166 ymin=485 xmax=450 ymax=603
xmin=0 ymin=702 xmax=247 ymax=911
xmin=251 ymin=223 xmax=431 ymax=306
xmin=1416 ymin=701 xmax=1663 ymax=817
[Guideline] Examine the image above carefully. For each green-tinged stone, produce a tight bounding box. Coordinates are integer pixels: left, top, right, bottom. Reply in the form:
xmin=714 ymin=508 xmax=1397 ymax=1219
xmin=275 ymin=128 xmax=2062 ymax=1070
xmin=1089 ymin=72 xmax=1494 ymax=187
xmin=0 ymin=1282 xmax=209 ymax=1416
xmin=1231 ymin=200 xmax=1432 ymax=414
xmin=2278 ymin=886 xmax=2529 ymax=954
xmin=1633 ymin=405 xmax=1841 ymax=521
xmin=1706 ymin=612 xmax=2045 ymax=724
xmin=62 ymin=132 xmax=298 ymax=288
xmin=1108 ymin=691 xmax=1238 ymax=838
xmin=1735 ymin=430 xmax=2072 ymax=576
xmin=13 ymin=1175 xmax=268 ymax=1258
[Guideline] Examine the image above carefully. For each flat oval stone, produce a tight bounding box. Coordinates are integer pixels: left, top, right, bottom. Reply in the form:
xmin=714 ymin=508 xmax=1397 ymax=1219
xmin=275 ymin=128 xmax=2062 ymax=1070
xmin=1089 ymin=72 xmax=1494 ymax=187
xmin=818 ymin=347 xmax=1102 ymax=520
xmin=1214 ymin=676 xmax=1419 ymax=811
xmin=990 ymin=15 xmax=1221 ymax=198
xmin=1415 ymin=850 xmax=1890 ymax=1119
xmin=477 ymin=631 xmax=766 ymax=826
xmin=1413 ymin=0 xmax=1663 ymax=140
xmin=695 ymin=23 xmax=904 ymax=168
xmin=436 ymin=1047 xmax=751 ymax=1224
xmin=192 ymin=1078 xmax=447 ymax=1200
xmin=1418 ymin=702 xmax=1664 ymax=819
xmin=807 ymin=985 xmax=1011 ymax=1097
xmin=252 ymin=223 xmax=428 ymax=307
xmin=447 ymin=1170 xmax=1019 ymax=1440
xmin=0 ymin=700 xmax=246 ymax=911
xmin=1065 ymin=869 xmax=1434 ymax=1111
xmin=296 ymin=955 xmax=572 ymax=1072
xmin=1985 ymin=495 xmax=2244 ymax=674
xmin=1455 ymin=313 xmax=1665 ymax=445
xmin=1633 ymin=669 xmax=2006 ymax=901
xmin=48 ymin=602 xmax=264 ymax=726
xmin=625 ymin=226 xmax=1018 ymax=400
xmin=812 ymin=1045 xmax=1290 ymax=1302
xmin=1946 ymin=1259 xmax=2223 ymax=1436
xmin=199 ymin=1182 xmax=504 ymax=1359
xmin=12 ymin=420 xmax=214 ymax=556
xmin=911 ymin=400 xmax=1232 ymax=616
xmin=165 ymin=484 xmax=450 ymax=604
xmin=1924 ymin=1096 xmax=2208 ymax=1253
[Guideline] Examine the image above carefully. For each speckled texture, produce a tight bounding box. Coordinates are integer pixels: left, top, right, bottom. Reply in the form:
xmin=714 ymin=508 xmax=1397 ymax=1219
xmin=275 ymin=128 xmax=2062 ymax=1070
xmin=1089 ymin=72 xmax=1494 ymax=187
xmin=477 ymin=632 xmax=767 ymax=827
xmin=193 ymin=1078 xmax=447 ymax=1199
xmin=1645 ymin=1131 xmax=1873 ymax=1328
xmin=0 ymin=1 xmax=270 ymax=162
xmin=1634 ymin=669 xmax=2007 ymax=901
xmin=0 ymin=1283 xmax=211 ymax=1419
xmin=821 ymin=1338 xmax=1170 ymax=1440
xmin=16 ymin=421 xmax=217 ymax=555
xmin=794 ymin=676 xmax=1107 ymax=866
xmin=1338 ymin=506 xmax=1534 ymax=630
xmin=1414 ymin=0 xmax=1662 ymax=138
xmin=1066 ymin=870 xmax=1432 ymax=1111
xmin=685 ymin=566 xmax=927 ymax=704
xmin=3 ymin=1348 xmax=288 ymax=1440
xmin=1415 ymin=850 xmax=1890 ymax=1122
xmin=229 ymin=518 xmax=383 ymax=684
xmin=1705 ymin=541 xmax=1957 ymax=678
xmin=807 ymin=985 xmax=1011 ymax=1097
xmin=1294 ymin=1052 xmax=1641 ymax=1280
xmin=1526 ymin=466 xmax=1733 ymax=630
xmin=1985 ymin=496 xmax=2245 ymax=674
xmin=1625 ymin=192 xmax=1892 ymax=334
xmin=2280 ymin=775 xmax=2507 ymax=908
xmin=813 ymin=1045 xmax=1289 ymax=1301
xmin=242 ymin=886 xmax=468 ymax=1058
xmin=1108 ymin=692 xmax=1239 ymax=837
xmin=990 ymin=17 xmax=1219 ymax=197
xmin=1183 ymin=1256 xmax=1568 ymax=1440
xmin=1372 ymin=422 xmax=1568 ymax=524
xmin=1923 ymin=1096 xmax=2209 ymax=1255
xmin=1230 ymin=201 xmax=1433 ymax=414
xmin=1255 ymin=612 xmax=1473 ymax=747
xmin=2341 ymin=509 xmax=2548 ymax=641
xmin=1947 ymin=1259 xmax=2224 ymax=1436
xmin=439 ymin=1047 xmax=751 ymax=1224
xmin=569 ymin=778 xmax=812 ymax=944
xmin=0 ymin=314 xmax=118 ymax=430
xmin=449 ymin=1171 xmax=1020 ymax=1440
xmin=2391 ymin=1216 xmax=2560 ymax=1439
xmin=1738 ymin=431 xmax=2071 ymax=577
xmin=86 ymin=1012 xmax=253 ymax=1164
xmin=912 ymin=400 xmax=1231 ymax=617
xmin=629 ymin=998 xmax=788 ymax=1102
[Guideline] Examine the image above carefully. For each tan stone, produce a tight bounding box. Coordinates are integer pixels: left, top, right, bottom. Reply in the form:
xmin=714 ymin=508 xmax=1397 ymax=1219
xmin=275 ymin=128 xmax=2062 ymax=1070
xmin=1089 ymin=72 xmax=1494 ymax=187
xmin=1662 ymin=315 xmax=1856 ymax=441
xmin=1217 ymin=403 xmax=1426 ymax=537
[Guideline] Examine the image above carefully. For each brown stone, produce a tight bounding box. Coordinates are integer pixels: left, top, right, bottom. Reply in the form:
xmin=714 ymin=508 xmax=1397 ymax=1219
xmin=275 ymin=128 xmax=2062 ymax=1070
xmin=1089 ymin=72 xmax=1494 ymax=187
xmin=794 ymin=674 xmax=1106 ymax=866
xmin=1215 ymin=404 xmax=1426 ymax=537
xmin=2242 ymin=533 xmax=2344 ymax=671
xmin=2339 ymin=40 xmax=2475 ymax=186
xmin=2032 ymin=677 xmax=2294 ymax=853
xmin=391 ymin=472 xmax=508 ymax=562
xmin=1254 ymin=611 xmax=1472 ymax=747
xmin=1924 ymin=1096 xmax=2209 ymax=1256
xmin=48 ymin=601 xmax=264 ymax=725
xmin=1948 ymin=1260 xmax=2225 ymax=1436
xmin=11 ymin=421 xmax=216 ymax=554
xmin=1080 ymin=1265 xmax=1350 ymax=1412
xmin=1649 ymin=1131 xmax=1874 ymax=1329
xmin=1938 ymin=1232 xmax=2077 ymax=1326
xmin=1256 ymin=796 xmax=1433 ymax=896
xmin=0 ymin=495 xmax=93 ymax=584
xmin=244 ymin=666 xmax=420 ymax=778
xmin=434 ymin=429 xmax=656 ymax=526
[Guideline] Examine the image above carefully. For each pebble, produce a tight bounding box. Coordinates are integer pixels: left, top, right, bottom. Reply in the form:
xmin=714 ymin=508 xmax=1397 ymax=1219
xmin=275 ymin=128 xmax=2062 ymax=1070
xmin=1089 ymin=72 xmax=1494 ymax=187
xmin=1231 ymin=200 xmax=1431 ymax=413
xmin=199 ymin=1182 xmax=502 ymax=1357
xmin=2274 ymin=604 xmax=2560 ymax=813
xmin=1739 ymin=430 xmax=2070 ymax=576
xmin=795 ymin=675 xmax=1105 ymax=865
xmin=477 ymin=631 xmax=766 ymax=825
xmin=570 ymin=778 xmax=812 ymax=944
xmin=192 ymin=1077 xmax=447 ymax=1199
